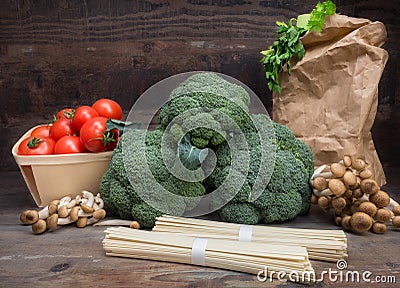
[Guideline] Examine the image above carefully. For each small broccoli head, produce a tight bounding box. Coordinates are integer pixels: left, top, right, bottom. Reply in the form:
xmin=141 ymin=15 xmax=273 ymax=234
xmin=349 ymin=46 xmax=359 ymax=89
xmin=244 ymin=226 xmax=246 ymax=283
xmin=218 ymin=202 xmax=262 ymax=225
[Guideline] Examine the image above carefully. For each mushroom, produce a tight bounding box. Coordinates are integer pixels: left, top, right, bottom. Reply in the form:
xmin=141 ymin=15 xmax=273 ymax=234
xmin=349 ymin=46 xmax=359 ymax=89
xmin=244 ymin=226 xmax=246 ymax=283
xmin=328 ymin=179 xmax=347 ymax=196
xmin=358 ymin=201 xmax=377 ymax=217
xmin=351 ymin=158 xmax=366 ymax=171
xmin=317 ymin=196 xmax=330 ymax=209
xmin=350 ymin=212 xmax=373 ymax=233
xmin=94 ymin=193 xmax=104 ymax=209
xmin=392 ymin=206 xmax=400 ymax=216
xmin=80 ymin=191 xmax=95 ymax=213
xmin=76 ymin=217 xmax=88 ymax=228
xmin=343 ymin=171 xmax=357 ymax=187
xmin=342 ymin=189 xmax=353 ymax=199
xmin=372 ymin=222 xmax=386 ymax=234
xmin=343 ymin=155 xmax=352 ymax=167
xmin=352 ymin=188 xmax=364 ymax=199
xmin=330 ymin=163 xmax=346 ymax=178
xmin=310 ymin=194 xmax=318 ymax=205
xmin=360 ymin=179 xmax=379 ymax=195
xmin=374 ymin=208 xmax=392 ymax=223
xmin=333 ymin=216 xmax=342 ymax=226
xmin=359 ymin=169 xmax=372 ymax=179
xmin=94 ymin=219 xmax=140 ymax=229
xmin=20 ymin=210 xmax=39 ymax=225
xmin=331 ymin=197 xmax=346 ymax=211
xmin=392 ymin=216 xmax=400 ymax=228
xmin=46 ymin=213 xmax=59 ymax=230
xmin=57 ymin=206 xmax=81 ymax=225
xmin=86 ymin=209 xmax=107 ymax=225
xmin=58 ymin=205 xmax=69 ymax=218
xmin=341 ymin=215 xmax=352 ymax=230
xmin=312 ymin=176 xmax=328 ymax=191
xmin=32 ymin=219 xmax=47 ymax=234
xmin=369 ymin=190 xmax=390 ymax=208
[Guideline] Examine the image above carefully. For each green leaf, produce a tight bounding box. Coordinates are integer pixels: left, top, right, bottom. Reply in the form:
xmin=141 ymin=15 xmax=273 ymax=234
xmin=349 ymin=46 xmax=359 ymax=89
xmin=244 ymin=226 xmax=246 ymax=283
xmin=106 ymin=118 xmax=141 ymax=136
xmin=178 ymin=134 xmax=209 ymax=170
xmin=297 ymin=14 xmax=311 ymax=29
xmin=307 ymin=0 xmax=336 ymax=32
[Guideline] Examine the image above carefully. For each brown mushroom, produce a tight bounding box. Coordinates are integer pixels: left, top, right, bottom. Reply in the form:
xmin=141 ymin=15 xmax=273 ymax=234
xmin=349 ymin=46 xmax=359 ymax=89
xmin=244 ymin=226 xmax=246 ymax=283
xmin=372 ymin=222 xmax=386 ymax=234
xmin=358 ymin=202 xmax=377 ymax=217
xmin=332 ymin=197 xmax=346 ymax=211
xmin=330 ymin=163 xmax=346 ymax=178
xmin=32 ymin=219 xmax=47 ymax=235
xmin=20 ymin=210 xmax=39 ymax=225
xmin=343 ymin=155 xmax=352 ymax=167
xmin=343 ymin=171 xmax=357 ymax=187
xmin=352 ymin=188 xmax=364 ymax=199
xmin=352 ymin=158 xmax=366 ymax=171
xmin=318 ymin=196 xmax=330 ymax=209
xmin=392 ymin=206 xmax=400 ymax=216
xmin=46 ymin=213 xmax=59 ymax=230
xmin=392 ymin=216 xmax=400 ymax=228
xmin=313 ymin=176 xmax=328 ymax=191
xmin=58 ymin=205 xmax=69 ymax=218
xmin=359 ymin=169 xmax=372 ymax=179
xmin=350 ymin=212 xmax=373 ymax=233
xmin=328 ymin=179 xmax=347 ymax=196
xmin=76 ymin=217 xmax=88 ymax=228
xmin=341 ymin=215 xmax=352 ymax=230
xmin=374 ymin=208 xmax=392 ymax=223
xmin=311 ymin=194 xmax=318 ymax=205
xmin=369 ymin=191 xmax=390 ymax=208
xmin=360 ymin=179 xmax=379 ymax=195
xmin=334 ymin=216 xmax=342 ymax=226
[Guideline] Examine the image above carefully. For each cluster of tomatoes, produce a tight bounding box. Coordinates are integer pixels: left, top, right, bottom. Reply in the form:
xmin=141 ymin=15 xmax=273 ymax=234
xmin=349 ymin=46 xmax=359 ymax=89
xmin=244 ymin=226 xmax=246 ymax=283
xmin=18 ymin=98 xmax=123 ymax=155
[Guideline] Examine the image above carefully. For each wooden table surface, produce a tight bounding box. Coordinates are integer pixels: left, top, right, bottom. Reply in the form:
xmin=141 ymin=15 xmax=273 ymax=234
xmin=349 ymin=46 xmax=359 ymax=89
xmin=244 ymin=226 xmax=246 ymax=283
xmin=1 ymin=169 xmax=399 ymax=288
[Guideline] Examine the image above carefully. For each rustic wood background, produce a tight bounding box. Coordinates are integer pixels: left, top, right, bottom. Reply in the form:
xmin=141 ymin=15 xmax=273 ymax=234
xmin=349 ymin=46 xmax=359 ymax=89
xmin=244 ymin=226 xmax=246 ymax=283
xmin=1 ymin=0 xmax=399 ymax=171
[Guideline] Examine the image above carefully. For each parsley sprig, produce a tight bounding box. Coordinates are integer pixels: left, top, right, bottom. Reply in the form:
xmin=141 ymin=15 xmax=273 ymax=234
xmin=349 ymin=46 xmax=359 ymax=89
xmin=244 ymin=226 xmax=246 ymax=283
xmin=261 ymin=0 xmax=336 ymax=93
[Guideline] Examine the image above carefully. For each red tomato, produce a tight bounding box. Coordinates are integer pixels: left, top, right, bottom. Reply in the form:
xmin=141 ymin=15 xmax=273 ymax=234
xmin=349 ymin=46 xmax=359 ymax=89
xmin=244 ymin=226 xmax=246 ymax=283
xmin=71 ymin=105 xmax=99 ymax=132
xmin=31 ymin=125 xmax=51 ymax=138
xmin=50 ymin=118 xmax=76 ymax=142
xmin=55 ymin=108 xmax=75 ymax=121
xmin=54 ymin=135 xmax=87 ymax=154
xmin=92 ymin=98 xmax=123 ymax=120
xmin=80 ymin=117 xmax=118 ymax=152
xmin=18 ymin=136 xmax=55 ymax=155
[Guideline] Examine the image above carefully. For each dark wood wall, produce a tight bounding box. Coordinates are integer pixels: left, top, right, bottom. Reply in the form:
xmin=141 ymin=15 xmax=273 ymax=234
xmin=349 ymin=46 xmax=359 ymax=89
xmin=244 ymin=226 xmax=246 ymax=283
xmin=1 ymin=0 xmax=399 ymax=171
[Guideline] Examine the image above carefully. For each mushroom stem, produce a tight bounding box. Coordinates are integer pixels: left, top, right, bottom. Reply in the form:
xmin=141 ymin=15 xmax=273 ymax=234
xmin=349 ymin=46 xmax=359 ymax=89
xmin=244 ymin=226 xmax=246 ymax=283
xmin=38 ymin=206 xmax=50 ymax=219
xmin=82 ymin=191 xmax=95 ymax=207
xmin=310 ymin=164 xmax=327 ymax=181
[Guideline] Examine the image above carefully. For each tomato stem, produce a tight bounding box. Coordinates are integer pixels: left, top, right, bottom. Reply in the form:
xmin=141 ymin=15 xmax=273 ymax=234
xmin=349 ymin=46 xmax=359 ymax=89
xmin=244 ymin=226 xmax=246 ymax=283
xmin=27 ymin=137 xmax=42 ymax=148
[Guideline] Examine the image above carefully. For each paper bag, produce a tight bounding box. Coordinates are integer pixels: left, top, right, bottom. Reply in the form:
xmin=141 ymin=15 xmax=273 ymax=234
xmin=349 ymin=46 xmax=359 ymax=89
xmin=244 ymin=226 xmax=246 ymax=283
xmin=272 ymin=14 xmax=388 ymax=186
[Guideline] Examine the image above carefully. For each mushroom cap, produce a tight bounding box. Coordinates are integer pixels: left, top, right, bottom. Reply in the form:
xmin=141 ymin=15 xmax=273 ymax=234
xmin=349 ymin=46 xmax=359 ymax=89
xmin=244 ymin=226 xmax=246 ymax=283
xmin=350 ymin=212 xmax=373 ymax=233
xmin=359 ymin=169 xmax=372 ymax=179
xmin=360 ymin=179 xmax=379 ymax=195
xmin=58 ymin=205 xmax=69 ymax=218
xmin=48 ymin=203 xmax=58 ymax=215
xmin=69 ymin=206 xmax=80 ymax=222
xmin=374 ymin=208 xmax=392 ymax=223
xmin=93 ymin=209 xmax=106 ymax=220
xmin=310 ymin=194 xmax=318 ymax=205
xmin=343 ymin=155 xmax=352 ymax=167
xmin=372 ymin=222 xmax=386 ymax=234
xmin=352 ymin=188 xmax=364 ymax=199
xmin=343 ymin=171 xmax=357 ymax=187
xmin=313 ymin=176 xmax=328 ymax=191
xmin=392 ymin=216 xmax=400 ymax=228
xmin=32 ymin=219 xmax=47 ymax=234
xmin=342 ymin=189 xmax=353 ymax=199
xmin=358 ymin=201 xmax=378 ymax=217
xmin=330 ymin=163 xmax=346 ymax=178
xmin=130 ymin=221 xmax=141 ymax=230
xmin=328 ymin=179 xmax=347 ymax=196
xmin=76 ymin=217 xmax=88 ymax=228
xmin=352 ymin=158 xmax=367 ymax=171
xmin=332 ymin=197 xmax=346 ymax=210
xmin=392 ymin=206 xmax=400 ymax=216
xmin=80 ymin=204 xmax=95 ymax=213
xmin=369 ymin=191 xmax=390 ymax=208
xmin=341 ymin=215 xmax=352 ymax=230
xmin=317 ymin=196 xmax=330 ymax=208
xmin=20 ymin=210 xmax=39 ymax=225
xmin=46 ymin=213 xmax=59 ymax=230
xmin=333 ymin=216 xmax=342 ymax=226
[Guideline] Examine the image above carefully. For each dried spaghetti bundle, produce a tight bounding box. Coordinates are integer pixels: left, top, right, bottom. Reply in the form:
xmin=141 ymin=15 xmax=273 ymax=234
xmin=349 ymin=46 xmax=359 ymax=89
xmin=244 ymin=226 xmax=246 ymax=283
xmin=103 ymin=227 xmax=314 ymax=284
xmin=153 ymin=215 xmax=347 ymax=262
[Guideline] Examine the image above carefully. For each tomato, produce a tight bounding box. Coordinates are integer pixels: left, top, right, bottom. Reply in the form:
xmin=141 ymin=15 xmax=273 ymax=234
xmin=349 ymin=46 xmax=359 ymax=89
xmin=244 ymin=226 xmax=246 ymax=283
xmin=55 ymin=108 xmax=75 ymax=121
xmin=31 ymin=125 xmax=51 ymax=138
xmin=80 ymin=117 xmax=119 ymax=152
xmin=71 ymin=105 xmax=99 ymax=132
xmin=54 ymin=135 xmax=87 ymax=154
xmin=50 ymin=118 xmax=76 ymax=142
xmin=92 ymin=98 xmax=123 ymax=120
xmin=18 ymin=136 xmax=55 ymax=155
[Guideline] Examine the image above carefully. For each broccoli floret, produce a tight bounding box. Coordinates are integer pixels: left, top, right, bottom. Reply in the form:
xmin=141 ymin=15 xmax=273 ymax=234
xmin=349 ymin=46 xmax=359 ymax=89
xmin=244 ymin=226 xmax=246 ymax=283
xmin=100 ymin=128 xmax=207 ymax=228
xmin=218 ymin=203 xmax=262 ymax=225
xmin=212 ymin=114 xmax=314 ymax=224
xmin=158 ymin=72 xmax=250 ymax=148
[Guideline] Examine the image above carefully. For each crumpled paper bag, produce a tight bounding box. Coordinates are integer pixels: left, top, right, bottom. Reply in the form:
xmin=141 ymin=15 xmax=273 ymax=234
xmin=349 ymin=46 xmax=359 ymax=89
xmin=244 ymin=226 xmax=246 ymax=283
xmin=273 ymin=14 xmax=388 ymax=186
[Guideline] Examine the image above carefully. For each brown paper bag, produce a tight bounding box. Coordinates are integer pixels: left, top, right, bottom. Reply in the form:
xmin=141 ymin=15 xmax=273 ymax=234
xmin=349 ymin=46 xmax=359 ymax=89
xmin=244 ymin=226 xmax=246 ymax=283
xmin=272 ymin=14 xmax=388 ymax=186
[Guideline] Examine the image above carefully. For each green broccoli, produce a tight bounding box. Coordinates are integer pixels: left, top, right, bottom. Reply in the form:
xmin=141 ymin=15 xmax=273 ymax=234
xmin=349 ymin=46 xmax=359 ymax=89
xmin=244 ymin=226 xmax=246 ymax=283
xmin=100 ymin=128 xmax=207 ymax=228
xmin=158 ymin=72 xmax=250 ymax=147
xmin=211 ymin=114 xmax=314 ymax=224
